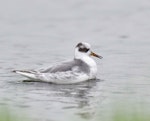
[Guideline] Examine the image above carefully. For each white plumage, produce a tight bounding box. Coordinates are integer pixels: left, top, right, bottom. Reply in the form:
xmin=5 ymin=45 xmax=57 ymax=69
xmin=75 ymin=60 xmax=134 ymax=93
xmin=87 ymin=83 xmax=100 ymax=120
xmin=13 ymin=42 xmax=102 ymax=84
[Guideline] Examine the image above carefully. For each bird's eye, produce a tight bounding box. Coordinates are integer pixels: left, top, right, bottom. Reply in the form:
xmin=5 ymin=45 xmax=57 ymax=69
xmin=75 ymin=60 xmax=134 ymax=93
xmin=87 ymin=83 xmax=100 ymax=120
xmin=79 ymin=48 xmax=89 ymax=53
xmin=86 ymin=48 xmax=90 ymax=52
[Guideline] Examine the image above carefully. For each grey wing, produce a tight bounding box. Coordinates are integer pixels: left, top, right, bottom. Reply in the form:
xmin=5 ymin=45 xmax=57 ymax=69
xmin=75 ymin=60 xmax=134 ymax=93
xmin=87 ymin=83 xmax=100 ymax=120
xmin=40 ymin=60 xmax=78 ymax=73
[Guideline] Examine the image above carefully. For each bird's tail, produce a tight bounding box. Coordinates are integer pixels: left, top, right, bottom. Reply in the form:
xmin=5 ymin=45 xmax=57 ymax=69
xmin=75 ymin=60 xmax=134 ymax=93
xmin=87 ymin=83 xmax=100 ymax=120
xmin=13 ymin=70 xmax=38 ymax=80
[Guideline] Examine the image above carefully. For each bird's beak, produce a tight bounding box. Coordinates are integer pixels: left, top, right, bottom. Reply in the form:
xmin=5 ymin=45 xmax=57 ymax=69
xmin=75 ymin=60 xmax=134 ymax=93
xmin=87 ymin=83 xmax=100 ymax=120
xmin=90 ymin=51 xmax=103 ymax=59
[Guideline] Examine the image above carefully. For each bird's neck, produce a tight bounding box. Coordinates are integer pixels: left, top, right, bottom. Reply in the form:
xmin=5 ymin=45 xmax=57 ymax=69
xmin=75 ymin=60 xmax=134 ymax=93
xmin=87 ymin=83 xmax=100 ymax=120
xmin=82 ymin=56 xmax=96 ymax=68
xmin=82 ymin=56 xmax=97 ymax=79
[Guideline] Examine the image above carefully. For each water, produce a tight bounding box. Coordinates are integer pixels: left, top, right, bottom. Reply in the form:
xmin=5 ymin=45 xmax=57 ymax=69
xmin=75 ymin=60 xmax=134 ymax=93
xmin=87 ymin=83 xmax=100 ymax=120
xmin=0 ymin=0 xmax=150 ymax=121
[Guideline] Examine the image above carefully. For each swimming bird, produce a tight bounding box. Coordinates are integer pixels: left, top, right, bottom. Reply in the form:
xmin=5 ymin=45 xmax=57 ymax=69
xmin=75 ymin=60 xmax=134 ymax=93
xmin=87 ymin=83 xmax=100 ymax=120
xmin=13 ymin=42 xmax=102 ymax=84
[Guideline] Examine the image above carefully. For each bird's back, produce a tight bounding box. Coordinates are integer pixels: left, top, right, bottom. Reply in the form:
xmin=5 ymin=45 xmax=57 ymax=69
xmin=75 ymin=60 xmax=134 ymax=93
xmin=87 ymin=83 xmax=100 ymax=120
xmin=40 ymin=59 xmax=90 ymax=74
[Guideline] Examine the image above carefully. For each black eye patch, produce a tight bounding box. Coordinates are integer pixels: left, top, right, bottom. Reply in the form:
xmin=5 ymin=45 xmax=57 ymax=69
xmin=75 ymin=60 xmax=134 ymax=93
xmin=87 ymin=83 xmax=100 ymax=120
xmin=79 ymin=47 xmax=89 ymax=53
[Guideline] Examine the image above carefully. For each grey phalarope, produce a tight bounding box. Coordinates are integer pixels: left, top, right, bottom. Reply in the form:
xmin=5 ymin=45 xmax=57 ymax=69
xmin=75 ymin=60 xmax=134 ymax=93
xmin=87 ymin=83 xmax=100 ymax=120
xmin=13 ymin=42 xmax=103 ymax=84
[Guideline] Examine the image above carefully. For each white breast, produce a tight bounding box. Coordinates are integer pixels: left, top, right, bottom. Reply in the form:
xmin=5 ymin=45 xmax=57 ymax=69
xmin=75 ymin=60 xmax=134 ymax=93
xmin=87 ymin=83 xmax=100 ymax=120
xmin=82 ymin=56 xmax=97 ymax=79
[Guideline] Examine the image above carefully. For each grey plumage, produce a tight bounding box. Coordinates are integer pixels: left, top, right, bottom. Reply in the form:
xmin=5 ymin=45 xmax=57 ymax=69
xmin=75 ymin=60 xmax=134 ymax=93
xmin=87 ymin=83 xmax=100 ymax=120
xmin=40 ymin=59 xmax=90 ymax=74
xmin=13 ymin=42 xmax=101 ymax=84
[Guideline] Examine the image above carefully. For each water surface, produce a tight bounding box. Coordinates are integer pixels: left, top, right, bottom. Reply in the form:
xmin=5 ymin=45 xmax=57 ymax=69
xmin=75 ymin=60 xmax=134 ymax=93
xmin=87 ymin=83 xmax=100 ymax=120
xmin=0 ymin=0 xmax=150 ymax=121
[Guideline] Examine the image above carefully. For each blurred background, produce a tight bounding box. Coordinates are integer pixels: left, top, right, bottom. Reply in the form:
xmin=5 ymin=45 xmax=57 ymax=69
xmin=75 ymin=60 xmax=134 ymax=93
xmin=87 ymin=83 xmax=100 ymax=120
xmin=0 ymin=0 xmax=150 ymax=121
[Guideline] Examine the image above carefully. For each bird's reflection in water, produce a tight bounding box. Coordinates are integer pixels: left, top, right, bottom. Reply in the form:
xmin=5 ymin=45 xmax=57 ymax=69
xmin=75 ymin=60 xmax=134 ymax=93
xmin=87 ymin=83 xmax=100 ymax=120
xmin=22 ymin=79 xmax=104 ymax=120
